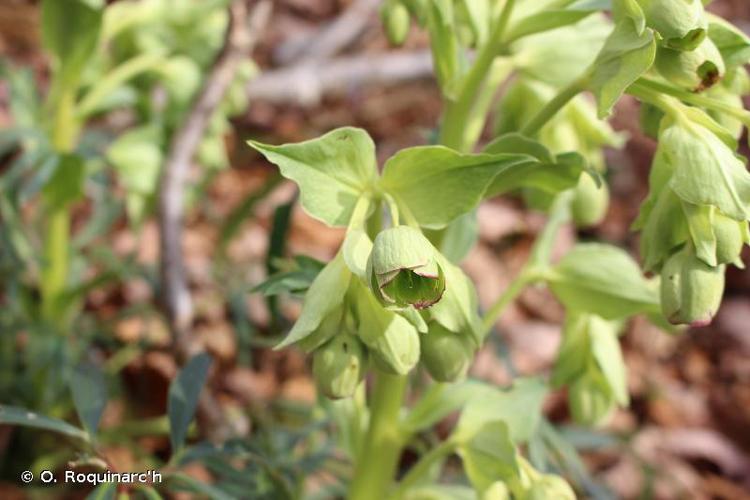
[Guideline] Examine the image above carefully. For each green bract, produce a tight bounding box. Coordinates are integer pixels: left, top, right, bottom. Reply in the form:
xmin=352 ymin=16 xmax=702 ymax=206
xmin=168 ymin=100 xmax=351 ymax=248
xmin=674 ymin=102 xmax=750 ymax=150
xmin=660 ymin=245 xmax=725 ymax=326
xmin=367 ymin=226 xmax=446 ymax=309
xmin=634 ymin=114 xmax=750 ymax=270
xmin=552 ymin=313 xmax=628 ymax=426
xmin=312 ymin=333 xmax=368 ymax=399
xmin=656 ymin=38 xmax=725 ymax=91
xmin=571 ymin=173 xmax=609 ymax=228
xmin=420 ymin=322 xmax=474 ymax=382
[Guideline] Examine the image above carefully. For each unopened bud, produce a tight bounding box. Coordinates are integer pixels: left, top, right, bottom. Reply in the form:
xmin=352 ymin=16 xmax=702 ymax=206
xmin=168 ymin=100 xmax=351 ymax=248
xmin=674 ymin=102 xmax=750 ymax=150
xmin=312 ymin=334 xmax=367 ymax=399
xmin=420 ymin=323 xmax=474 ymax=382
xmin=367 ymin=226 xmax=445 ymax=309
xmin=380 ymin=0 xmax=410 ymax=46
xmin=660 ymin=245 xmax=725 ymax=326
xmin=571 ymin=174 xmax=610 ymax=228
xmin=638 ymin=0 xmax=707 ymax=51
xmin=656 ymin=38 xmax=725 ymax=91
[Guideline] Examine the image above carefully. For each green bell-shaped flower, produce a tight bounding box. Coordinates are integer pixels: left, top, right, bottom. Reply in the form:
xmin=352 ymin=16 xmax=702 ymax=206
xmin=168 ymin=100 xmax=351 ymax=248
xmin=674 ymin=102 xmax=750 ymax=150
xmin=660 ymin=245 xmax=725 ymax=326
xmin=569 ymin=365 xmax=616 ymax=426
xmin=656 ymin=37 xmax=725 ymax=91
xmin=637 ymin=0 xmax=708 ymax=50
xmin=571 ymin=173 xmax=610 ymax=228
xmin=420 ymin=322 xmax=474 ymax=382
xmin=527 ymin=474 xmax=576 ymax=500
xmin=367 ymin=226 xmax=446 ymax=309
xmin=312 ymin=333 xmax=368 ymax=399
xmin=481 ymin=482 xmax=511 ymax=500
xmin=380 ymin=0 xmax=410 ymax=46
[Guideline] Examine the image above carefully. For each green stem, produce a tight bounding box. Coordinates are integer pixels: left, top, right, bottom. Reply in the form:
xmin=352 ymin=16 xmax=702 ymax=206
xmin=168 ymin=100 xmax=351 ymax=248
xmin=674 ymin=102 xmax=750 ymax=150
xmin=631 ymin=77 xmax=750 ymax=126
xmin=41 ymin=86 xmax=80 ymax=325
xmin=521 ymin=75 xmax=589 ymax=136
xmin=626 ymin=81 xmax=684 ymax=121
xmin=480 ymin=269 xmax=538 ymax=336
xmin=479 ymin=192 xmax=573 ymax=336
xmin=349 ymin=370 xmax=408 ymax=500
xmin=41 ymin=208 xmax=71 ymax=320
xmin=392 ymin=438 xmax=458 ymax=498
xmin=439 ymin=0 xmax=516 ymax=151
xmin=77 ymin=53 xmax=165 ymax=118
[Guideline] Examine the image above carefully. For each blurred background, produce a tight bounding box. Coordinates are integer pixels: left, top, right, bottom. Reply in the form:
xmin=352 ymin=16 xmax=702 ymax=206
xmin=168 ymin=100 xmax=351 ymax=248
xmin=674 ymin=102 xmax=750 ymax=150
xmin=1 ymin=0 xmax=750 ymax=498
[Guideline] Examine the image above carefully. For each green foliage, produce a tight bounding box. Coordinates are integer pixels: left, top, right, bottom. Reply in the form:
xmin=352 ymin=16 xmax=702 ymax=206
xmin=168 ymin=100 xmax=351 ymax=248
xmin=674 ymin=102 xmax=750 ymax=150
xmin=250 ymin=128 xmax=378 ymax=227
xmin=41 ymin=0 xmax=104 ymax=89
xmin=70 ymin=363 xmax=108 ymax=439
xmin=168 ymin=353 xmax=212 ymax=453
xmin=589 ymin=20 xmax=656 ymax=117
xmin=547 ymin=243 xmax=660 ymax=319
xmin=4 ymin=0 xmax=750 ymax=498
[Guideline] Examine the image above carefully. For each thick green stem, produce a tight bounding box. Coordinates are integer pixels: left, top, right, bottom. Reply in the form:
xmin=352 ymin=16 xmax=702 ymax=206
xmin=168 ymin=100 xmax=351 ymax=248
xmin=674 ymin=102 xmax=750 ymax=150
xmin=41 ymin=208 xmax=71 ymax=320
xmin=41 ymin=86 xmax=79 ymax=325
xmin=349 ymin=370 xmax=408 ymax=500
xmin=439 ymin=0 xmax=516 ymax=152
xmin=521 ymin=75 xmax=589 ymax=137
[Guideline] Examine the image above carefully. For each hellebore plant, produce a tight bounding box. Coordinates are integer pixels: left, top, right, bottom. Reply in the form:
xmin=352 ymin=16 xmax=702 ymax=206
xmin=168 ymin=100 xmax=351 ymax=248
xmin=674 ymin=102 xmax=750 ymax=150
xmin=251 ymin=0 xmax=750 ymax=498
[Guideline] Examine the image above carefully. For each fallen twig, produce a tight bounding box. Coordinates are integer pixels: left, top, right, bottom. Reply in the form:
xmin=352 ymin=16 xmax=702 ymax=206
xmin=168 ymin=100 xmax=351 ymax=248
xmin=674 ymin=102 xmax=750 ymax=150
xmin=158 ymin=0 xmax=271 ymax=440
xmin=247 ymin=49 xmax=434 ymax=106
xmin=274 ymin=0 xmax=381 ymax=64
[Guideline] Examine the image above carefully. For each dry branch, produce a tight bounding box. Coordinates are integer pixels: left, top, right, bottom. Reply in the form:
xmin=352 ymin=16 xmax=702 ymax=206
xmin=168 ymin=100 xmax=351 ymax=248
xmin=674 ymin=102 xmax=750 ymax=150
xmin=158 ymin=0 xmax=270 ymax=440
xmin=247 ymin=50 xmax=434 ymax=106
xmin=274 ymin=0 xmax=381 ymax=64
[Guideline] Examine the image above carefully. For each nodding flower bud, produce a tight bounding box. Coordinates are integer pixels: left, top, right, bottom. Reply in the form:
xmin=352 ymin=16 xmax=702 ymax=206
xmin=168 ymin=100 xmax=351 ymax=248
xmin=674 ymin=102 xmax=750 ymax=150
xmin=660 ymin=245 xmax=725 ymax=326
xmin=380 ymin=0 xmax=410 ymax=46
xmin=638 ymin=0 xmax=707 ymax=51
xmin=528 ymin=475 xmax=576 ymax=500
xmin=482 ymin=482 xmax=511 ymax=500
xmin=420 ymin=323 xmax=474 ymax=382
xmin=571 ymin=174 xmax=610 ymax=228
xmin=312 ymin=333 xmax=368 ymax=399
xmin=367 ymin=226 xmax=446 ymax=309
xmin=569 ymin=367 xmax=616 ymax=426
xmin=713 ymin=213 xmax=749 ymax=266
xmin=656 ymin=38 xmax=725 ymax=92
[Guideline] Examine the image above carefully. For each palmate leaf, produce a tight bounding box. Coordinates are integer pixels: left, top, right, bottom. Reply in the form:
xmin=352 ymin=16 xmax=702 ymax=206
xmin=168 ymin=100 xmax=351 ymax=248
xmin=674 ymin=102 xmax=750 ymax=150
xmin=453 ymin=378 xmax=548 ymax=444
xmin=249 ymin=127 xmax=378 ymax=227
xmin=458 ymin=421 xmax=519 ymax=493
xmin=547 ymin=243 xmax=660 ymax=318
xmin=380 ymin=146 xmax=532 ymax=228
xmin=380 ymin=142 xmax=586 ymax=229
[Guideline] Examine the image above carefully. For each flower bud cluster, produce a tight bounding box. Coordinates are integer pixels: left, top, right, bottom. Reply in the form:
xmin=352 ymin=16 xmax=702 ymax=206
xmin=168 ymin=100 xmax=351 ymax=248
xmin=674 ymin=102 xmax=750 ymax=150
xmin=634 ymin=112 xmax=750 ymax=326
xmin=295 ymin=223 xmax=478 ymax=399
xmin=552 ymin=314 xmax=628 ymax=426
